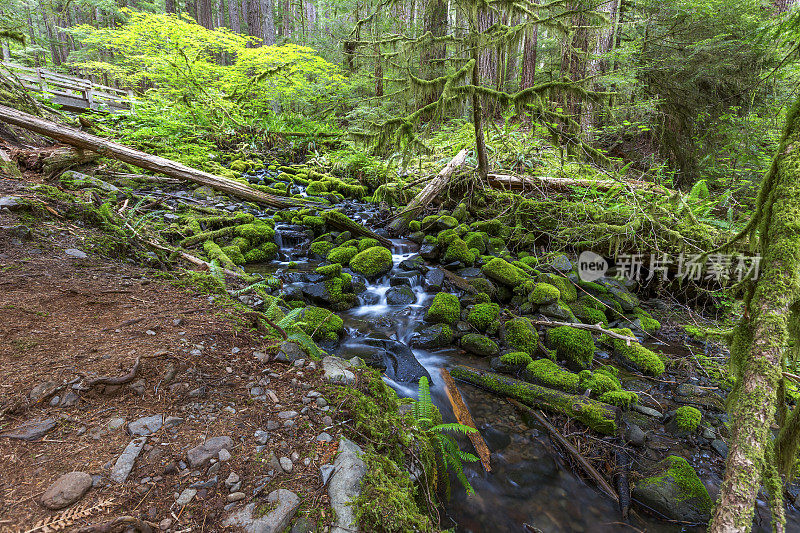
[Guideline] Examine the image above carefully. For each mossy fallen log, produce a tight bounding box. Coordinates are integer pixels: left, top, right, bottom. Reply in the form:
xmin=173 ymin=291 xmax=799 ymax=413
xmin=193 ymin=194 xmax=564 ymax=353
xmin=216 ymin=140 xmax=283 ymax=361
xmin=450 ymin=365 xmax=618 ymax=434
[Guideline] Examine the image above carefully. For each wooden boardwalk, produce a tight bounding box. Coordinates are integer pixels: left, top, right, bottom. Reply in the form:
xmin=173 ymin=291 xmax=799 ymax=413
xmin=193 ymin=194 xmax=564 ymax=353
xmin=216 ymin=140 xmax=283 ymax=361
xmin=0 ymin=62 xmax=133 ymax=113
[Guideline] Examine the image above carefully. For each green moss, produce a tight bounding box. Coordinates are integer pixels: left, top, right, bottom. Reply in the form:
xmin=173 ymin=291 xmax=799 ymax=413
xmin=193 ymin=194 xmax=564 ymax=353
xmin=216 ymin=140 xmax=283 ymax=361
xmin=637 ymin=456 xmax=713 ymax=510
xmin=464 ymin=232 xmax=487 ymax=254
xmin=466 ymin=302 xmax=500 ymax=333
xmin=577 ymin=280 xmax=609 ymax=293
xmin=243 ymin=242 xmax=278 ymax=263
xmin=301 ymin=215 xmax=325 ymax=233
xmin=547 ymin=326 xmax=596 ymax=369
xmin=327 ymin=245 xmax=359 ymax=265
xmin=503 ymin=318 xmax=539 ymax=356
xmin=441 ymin=237 xmax=475 ymax=266
xmin=468 ymin=277 xmax=497 ymax=297
xmin=309 ymin=240 xmax=335 ymax=258
xmin=471 ymin=219 xmax=502 ymax=236
xmin=316 ymin=263 xmax=342 ymax=278
xmin=425 ymin=292 xmax=461 ymax=325
xmin=203 ymin=240 xmax=236 ymax=270
xmin=529 ymin=283 xmax=560 ymax=305
xmin=599 ymin=390 xmax=638 ymax=408
xmin=569 ymin=298 xmax=609 ymax=326
xmin=524 ymin=359 xmax=583 ymax=393
xmin=235 ymin=221 xmax=275 ymax=243
xmin=408 ymin=220 xmax=421 ymax=232
xmin=357 ymin=238 xmax=380 ymax=251
xmin=607 ymin=328 xmax=666 ymax=376
xmin=578 ymin=370 xmax=620 ymax=395
xmin=537 ymin=273 xmax=577 ymax=302
xmin=461 ymin=333 xmax=499 ymax=356
xmin=222 ymin=245 xmax=246 ymax=265
xmin=674 ymin=406 xmax=702 ymax=432
xmin=482 ymin=257 xmax=530 ymax=287
xmin=296 ymin=306 xmax=344 ymax=341
xmin=349 ymin=246 xmax=393 ymax=278
xmin=500 ymin=352 xmax=533 ymax=367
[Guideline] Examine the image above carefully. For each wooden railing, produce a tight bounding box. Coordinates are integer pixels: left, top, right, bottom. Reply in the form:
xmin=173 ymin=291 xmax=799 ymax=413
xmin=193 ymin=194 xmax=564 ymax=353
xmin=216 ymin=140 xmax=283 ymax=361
xmin=0 ymin=61 xmax=133 ymax=113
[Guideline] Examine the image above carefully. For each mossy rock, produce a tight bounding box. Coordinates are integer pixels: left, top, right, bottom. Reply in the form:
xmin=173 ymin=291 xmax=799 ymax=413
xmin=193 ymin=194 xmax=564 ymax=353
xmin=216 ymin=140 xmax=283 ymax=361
xmin=296 ymin=306 xmax=344 ymax=341
xmin=524 ymin=359 xmax=583 ymax=393
xmin=528 ymin=283 xmax=560 ymax=305
xmin=349 ymin=246 xmax=393 ymax=279
xmin=568 ymin=297 xmax=609 ymax=326
xmin=599 ymin=390 xmax=638 ymax=408
xmin=536 ymin=273 xmax=577 ymax=302
xmin=482 ymin=257 xmax=530 ymax=287
xmin=316 ymin=263 xmax=342 ymax=279
xmin=309 ymin=240 xmax=335 ymax=259
xmin=607 ymin=328 xmax=665 ymax=376
xmin=467 ymin=302 xmax=500 ymax=332
xmin=500 ymin=351 xmax=533 ymax=367
xmin=235 ymin=222 xmax=275 ymax=243
xmin=547 ymin=326 xmax=596 ymax=369
xmin=410 ymin=324 xmax=454 ymax=349
xmin=425 ymin=292 xmax=461 ymax=325
xmin=503 ymin=318 xmax=539 ymax=356
xmin=243 ymin=242 xmax=278 ymax=263
xmin=464 ymin=232 xmax=488 ymax=254
xmin=357 ymin=238 xmax=380 ymax=252
xmin=461 ymin=333 xmax=499 ymax=357
xmin=632 ymin=456 xmax=712 ymax=524
xmin=577 ymin=369 xmax=620 ymax=395
xmin=441 ymin=237 xmax=475 ymax=266
xmin=327 ymin=245 xmax=359 ymax=265
xmin=673 ymin=406 xmax=702 ymax=433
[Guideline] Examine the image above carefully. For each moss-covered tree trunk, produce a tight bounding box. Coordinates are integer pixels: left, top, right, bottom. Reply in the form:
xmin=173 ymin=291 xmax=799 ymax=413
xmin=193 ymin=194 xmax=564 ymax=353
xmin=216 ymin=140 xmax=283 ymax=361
xmin=708 ymin=99 xmax=800 ymax=533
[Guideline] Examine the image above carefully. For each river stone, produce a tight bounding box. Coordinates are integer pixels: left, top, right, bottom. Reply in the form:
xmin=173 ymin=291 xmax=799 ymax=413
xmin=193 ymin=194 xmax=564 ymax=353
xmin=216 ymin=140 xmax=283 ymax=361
xmin=176 ymin=488 xmax=197 ymax=506
xmin=460 ymin=333 xmax=499 ymax=357
xmin=111 ymin=437 xmax=147 ymax=483
xmin=410 ymin=324 xmax=454 ymax=350
xmin=385 ymin=286 xmax=416 ymax=306
xmin=337 ymin=337 xmax=430 ymax=383
xmin=398 ymin=255 xmax=425 ymax=272
xmin=187 ymin=436 xmax=234 ymax=468
xmin=0 ymin=196 xmax=21 ymax=209
xmin=419 ymin=243 xmax=438 ymax=261
xmin=128 ymin=414 xmax=163 ymax=436
xmin=41 ymin=471 xmax=92 ymax=509
xmin=329 ymin=438 xmax=367 ymax=533
xmin=301 ymin=282 xmax=357 ymax=310
xmin=632 ymin=456 xmax=712 ymax=524
xmin=424 ymin=269 xmax=445 ymax=292
xmin=322 ymin=356 xmax=355 ymax=385
xmin=1 ymin=418 xmax=57 ymax=441
xmin=632 ymin=404 xmax=663 ymax=418
xmin=538 ymin=302 xmax=574 ymax=321
xmin=223 ymin=490 xmax=300 ymax=533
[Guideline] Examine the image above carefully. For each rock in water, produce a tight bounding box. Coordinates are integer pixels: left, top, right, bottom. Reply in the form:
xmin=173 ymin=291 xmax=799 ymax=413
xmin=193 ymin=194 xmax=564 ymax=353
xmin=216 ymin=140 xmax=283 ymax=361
xmin=223 ymin=490 xmax=300 ymax=533
xmin=329 ymin=438 xmax=367 ymax=533
xmin=41 ymin=471 xmax=92 ymax=509
xmin=337 ymin=338 xmax=431 ymax=383
xmin=632 ymin=455 xmax=712 ymax=523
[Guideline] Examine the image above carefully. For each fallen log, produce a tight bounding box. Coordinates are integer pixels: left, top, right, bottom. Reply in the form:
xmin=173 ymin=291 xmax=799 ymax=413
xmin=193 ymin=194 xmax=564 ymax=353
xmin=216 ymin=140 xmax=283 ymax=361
xmin=450 ymin=365 xmax=618 ymax=434
xmin=487 ymin=173 xmax=672 ymax=195
xmin=388 ymin=148 xmax=469 ymax=235
xmin=0 ymin=104 xmax=299 ymax=209
xmin=12 ymin=146 xmax=99 ymax=177
xmin=507 ymin=398 xmax=619 ymax=503
xmin=440 ymin=367 xmax=491 ymax=472
xmin=438 ymin=267 xmax=478 ymax=294
xmin=322 ymin=209 xmax=393 ymax=248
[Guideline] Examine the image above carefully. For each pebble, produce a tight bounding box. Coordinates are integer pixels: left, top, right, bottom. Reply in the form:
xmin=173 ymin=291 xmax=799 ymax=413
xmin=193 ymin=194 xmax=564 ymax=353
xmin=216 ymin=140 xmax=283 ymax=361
xmin=128 ymin=414 xmax=163 ymax=436
xmin=225 ymin=472 xmax=240 ymax=488
xmin=187 ymin=436 xmax=233 ymax=468
xmin=227 ymin=491 xmax=246 ymax=502
xmin=111 ymin=437 xmax=147 ymax=483
xmin=322 ymin=416 xmax=333 ymax=427
xmin=316 ymin=397 xmax=328 ymax=407
xmin=64 ymin=248 xmax=87 ymax=258
xmin=146 ymin=330 xmax=156 ymax=336
xmin=159 ymin=518 xmax=173 ymax=530
xmin=219 ymin=449 xmax=232 ymax=462
xmin=632 ymin=405 xmax=663 ymax=418
xmin=278 ymin=410 xmax=298 ymax=419
xmin=290 ymin=451 xmax=300 ymax=462
xmin=279 ymin=457 xmax=293 ymax=473
xmin=317 ymin=432 xmax=333 ymax=442
xmin=255 ymin=430 xmax=270 ymax=445
xmin=176 ymin=488 xmax=197 ymax=506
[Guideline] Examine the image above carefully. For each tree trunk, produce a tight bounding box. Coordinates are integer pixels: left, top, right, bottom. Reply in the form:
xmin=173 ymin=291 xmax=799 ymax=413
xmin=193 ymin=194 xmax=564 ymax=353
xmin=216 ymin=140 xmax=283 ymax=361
xmin=708 ymin=100 xmax=800 ymax=533
xmin=374 ymin=44 xmax=383 ymax=97
xmin=166 ymin=0 xmax=176 ymax=14
xmin=421 ymin=0 xmax=447 ymax=113
xmin=198 ymin=0 xmax=213 ymax=29
xmin=282 ymin=0 xmax=292 ymax=37
xmin=246 ymin=0 xmax=261 ymax=40
xmin=0 ymin=104 xmax=296 ymax=208
xmin=228 ymin=0 xmax=241 ymax=32
xmin=260 ymin=0 xmax=276 ymax=44
xmin=472 ymin=49 xmax=489 ymax=181
xmin=581 ymin=0 xmax=618 ymax=139
xmin=186 ymin=0 xmax=197 ymax=20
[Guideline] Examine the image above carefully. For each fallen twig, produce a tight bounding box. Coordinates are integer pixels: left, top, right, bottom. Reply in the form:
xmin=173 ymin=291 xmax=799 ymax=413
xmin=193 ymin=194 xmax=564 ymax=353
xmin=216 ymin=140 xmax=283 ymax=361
xmin=528 ymin=319 xmax=637 ymax=345
xmin=440 ymin=368 xmax=491 ymax=472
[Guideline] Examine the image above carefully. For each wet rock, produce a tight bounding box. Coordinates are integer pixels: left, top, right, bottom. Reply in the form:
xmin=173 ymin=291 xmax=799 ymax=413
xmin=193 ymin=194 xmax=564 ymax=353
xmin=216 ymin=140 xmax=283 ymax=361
xmin=424 ymin=269 xmax=445 ymax=292
xmin=624 ymin=424 xmax=646 ymax=447
xmin=398 ymin=255 xmax=425 ymax=272
xmin=711 ymin=439 xmax=729 ymax=458
xmin=223 ymin=490 xmax=300 ymax=533
xmin=128 ymin=415 xmax=163 ymax=436
xmin=632 ymin=456 xmax=712 ymax=524
xmin=329 ymin=438 xmax=367 ymax=533
xmin=410 ymin=324 xmax=454 ymax=350
xmin=0 ymin=196 xmax=21 ymax=209
xmin=419 ymin=243 xmax=438 ymax=261
xmin=187 ymin=436 xmax=234 ymax=468
xmin=481 ymin=426 xmax=511 ymax=452
xmin=460 ymin=333 xmax=499 ymax=357
xmin=632 ymin=405 xmax=663 ymax=419
xmin=385 ymin=286 xmax=416 ymax=306
xmin=338 ymin=337 xmax=430 ymax=383
xmin=301 ymin=282 xmax=356 ymax=310
xmin=322 ymin=356 xmax=356 ymax=385
xmin=548 ymin=254 xmax=573 ymax=273
xmin=111 ymin=437 xmax=147 ymax=483
xmin=538 ymin=302 xmax=574 ymax=321
xmin=0 ymin=418 xmax=56 ymax=441
xmin=41 ymin=471 xmax=92 ymax=509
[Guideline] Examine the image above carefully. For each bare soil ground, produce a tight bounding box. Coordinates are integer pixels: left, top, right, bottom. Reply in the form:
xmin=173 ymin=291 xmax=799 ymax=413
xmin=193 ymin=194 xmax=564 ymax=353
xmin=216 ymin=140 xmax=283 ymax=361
xmin=0 ymin=177 xmax=338 ymax=532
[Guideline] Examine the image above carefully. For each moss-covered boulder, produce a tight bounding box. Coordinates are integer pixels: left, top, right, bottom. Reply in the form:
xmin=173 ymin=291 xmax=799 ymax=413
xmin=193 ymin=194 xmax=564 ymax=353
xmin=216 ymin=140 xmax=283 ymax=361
xmin=441 ymin=237 xmax=475 ymax=266
xmin=670 ymin=406 xmax=702 ymax=434
xmin=481 ymin=257 xmax=530 ymax=287
xmin=425 ymin=292 xmax=461 ymax=325
xmin=500 ymin=351 xmax=533 ymax=368
xmin=569 ymin=297 xmax=609 ymax=326
xmin=632 ymin=456 xmax=712 ymax=524
xmin=349 ymin=246 xmax=393 ymax=279
xmin=537 ymin=272 xmax=577 ymax=302
xmin=309 ymin=240 xmax=335 ymax=259
xmin=607 ymin=328 xmax=665 ymax=376
xmin=547 ymin=326 xmax=596 ymax=369
xmin=467 ymin=303 xmax=501 ymax=332
xmin=296 ymin=306 xmax=344 ymax=341
xmin=461 ymin=333 xmax=499 ymax=357
xmin=524 ymin=359 xmax=583 ymax=393
xmin=327 ymin=245 xmax=359 ymax=265
xmin=528 ymin=283 xmax=560 ymax=305
xmin=503 ymin=318 xmax=539 ymax=356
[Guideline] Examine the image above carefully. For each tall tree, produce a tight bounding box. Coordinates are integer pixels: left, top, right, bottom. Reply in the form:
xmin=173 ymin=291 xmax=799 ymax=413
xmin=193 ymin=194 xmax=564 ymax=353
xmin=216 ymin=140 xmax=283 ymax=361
xmin=260 ymin=0 xmax=275 ymax=44
xmin=581 ymin=0 xmax=619 ymax=138
xmin=198 ymin=0 xmax=214 ymax=29
xmin=166 ymin=0 xmax=176 ymax=14
xmin=520 ymin=20 xmax=537 ymax=90
xmin=228 ymin=0 xmax=241 ymax=32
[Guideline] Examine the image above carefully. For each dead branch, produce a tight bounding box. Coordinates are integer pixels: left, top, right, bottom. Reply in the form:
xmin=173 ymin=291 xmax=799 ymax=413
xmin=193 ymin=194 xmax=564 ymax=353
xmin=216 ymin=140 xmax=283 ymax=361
xmin=440 ymin=368 xmax=491 ymax=472
xmin=73 ymin=516 xmax=156 ymax=533
xmin=528 ymin=319 xmax=637 ymax=345
xmin=487 ymin=173 xmax=673 ymax=195
xmin=81 ymin=356 xmax=141 ymax=390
